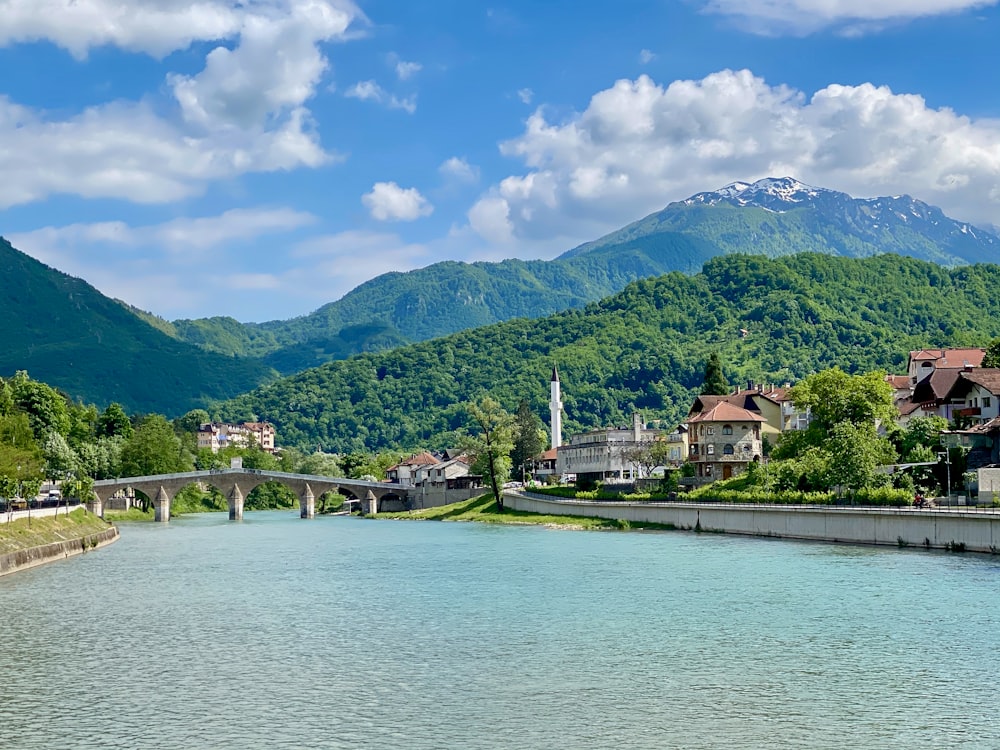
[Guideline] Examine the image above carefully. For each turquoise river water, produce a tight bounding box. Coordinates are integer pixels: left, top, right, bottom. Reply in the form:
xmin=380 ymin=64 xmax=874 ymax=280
xmin=2 ymin=511 xmax=1000 ymax=749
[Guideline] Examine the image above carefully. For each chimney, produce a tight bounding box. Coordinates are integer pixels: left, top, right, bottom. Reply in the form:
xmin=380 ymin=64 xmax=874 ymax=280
xmin=633 ymin=412 xmax=643 ymax=443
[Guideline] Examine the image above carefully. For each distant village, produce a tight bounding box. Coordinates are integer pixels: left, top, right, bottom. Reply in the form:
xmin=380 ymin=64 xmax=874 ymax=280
xmin=196 ymin=347 xmax=1000 ymax=501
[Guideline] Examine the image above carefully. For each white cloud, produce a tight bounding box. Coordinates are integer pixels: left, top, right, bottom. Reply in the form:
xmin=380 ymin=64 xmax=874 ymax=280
xmin=702 ymin=0 xmax=998 ymax=35
xmin=639 ymin=49 xmax=657 ymax=64
xmin=169 ymin=1 xmax=354 ymax=130
xmin=395 ymin=59 xmax=423 ymax=80
xmin=345 ymin=80 xmax=417 ymax=113
xmin=362 ymin=182 xmax=433 ymax=221
xmin=468 ymin=69 xmax=1000 ymax=245
xmin=517 ymin=88 xmax=534 ymax=105
xmin=0 ymin=97 xmax=333 ymax=207
xmin=439 ymin=156 xmax=480 ymax=183
xmin=0 ymin=1 xmax=362 ymax=208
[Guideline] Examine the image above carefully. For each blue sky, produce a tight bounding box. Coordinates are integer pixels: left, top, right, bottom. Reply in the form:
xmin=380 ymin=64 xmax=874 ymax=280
xmin=2 ymin=0 xmax=999 ymax=322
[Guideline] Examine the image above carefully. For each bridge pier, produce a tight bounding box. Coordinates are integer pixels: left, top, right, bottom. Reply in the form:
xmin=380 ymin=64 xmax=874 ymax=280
xmin=362 ymin=490 xmax=378 ymax=516
xmin=88 ymin=490 xmax=105 ymax=519
xmin=228 ymin=484 xmax=245 ymax=521
xmin=300 ymin=483 xmax=315 ymax=519
xmin=154 ymin=486 xmax=172 ymax=523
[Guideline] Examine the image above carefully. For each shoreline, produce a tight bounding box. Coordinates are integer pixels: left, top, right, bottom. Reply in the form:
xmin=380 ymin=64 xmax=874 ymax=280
xmin=0 ymin=509 xmax=120 ymax=578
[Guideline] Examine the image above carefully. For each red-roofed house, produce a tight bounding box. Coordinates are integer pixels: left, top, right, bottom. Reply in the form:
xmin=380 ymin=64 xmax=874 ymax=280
xmin=386 ymin=452 xmax=440 ymax=486
xmin=907 ymin=348 xmax=985 ymax=387
xmin=687 ymin=402 xmax=766 ymax=482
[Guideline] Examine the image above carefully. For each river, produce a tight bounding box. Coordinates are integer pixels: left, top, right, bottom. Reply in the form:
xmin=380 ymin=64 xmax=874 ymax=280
xmin=1 ymin=511 xmax=999 ymax=749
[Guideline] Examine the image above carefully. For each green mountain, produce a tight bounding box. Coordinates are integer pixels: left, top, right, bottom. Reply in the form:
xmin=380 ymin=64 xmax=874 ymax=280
xmin=174 ymin=178 xmax=999 ymax=373
xmin=217 ymin=253 xmax=1000 ymax=453
xmin=0 ymin=237 xmax=275 ymax=415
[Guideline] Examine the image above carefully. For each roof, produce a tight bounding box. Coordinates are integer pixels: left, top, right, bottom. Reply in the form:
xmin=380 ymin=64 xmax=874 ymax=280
xmin=896 ymin=399 xmax=923 ymax=417
xmin=911 ymin=368 xmax=963 ymax=403
xmin=909 ymin=348 xmax=985 ymax=368
xmin=885 ymin=374 xmax=911 ymax=390
xmin=960 ymin=368 xmax=1000 ymax=396
xmin=958 ymin=416 xmax=1000 ymax=435
xmin=688 ymin=402 xmax=766 ymax=424
xmin=388 ymin=452 xmax=440 ymax=471
xmin=537 ymin=447 xmax=558 ymax=460
xmin=688 ymin=387 xmax=786 ymax=417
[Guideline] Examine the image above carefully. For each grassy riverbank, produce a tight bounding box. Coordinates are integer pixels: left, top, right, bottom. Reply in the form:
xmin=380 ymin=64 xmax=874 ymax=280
xmin=378 ymin=494 xmax=676 ymax=531
xmin=0 ymin=509 xmax=113 ymax=555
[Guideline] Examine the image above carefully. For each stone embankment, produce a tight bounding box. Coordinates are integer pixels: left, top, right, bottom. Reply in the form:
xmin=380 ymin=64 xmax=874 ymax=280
xmin=508 ymin=493 xmax=1000 ymax=552
xmin=0 ymin=514 xmax=119 ymax=577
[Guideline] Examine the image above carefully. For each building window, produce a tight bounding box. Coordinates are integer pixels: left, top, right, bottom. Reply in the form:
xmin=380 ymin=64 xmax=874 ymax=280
xmin=690 ymin=445 xmax=699 ymax=456
xmin=742 ymin=443 xmax=750 ymax=453
xmin=724 ymin=444 xmax=734 ymax=455
xmin=707 ymin=427 xmax=715 ymax=435
xmin=985 ymin=397 xmax=992 ymax=408
xmin=722 ymin=425 xmax=733 ymax=435
xmin=707 ymin=445 xmax=715 ymax=455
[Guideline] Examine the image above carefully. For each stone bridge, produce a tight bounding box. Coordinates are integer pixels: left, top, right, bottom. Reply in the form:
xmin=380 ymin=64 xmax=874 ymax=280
xmin=92 ymin=469 xmax=415 ymax=522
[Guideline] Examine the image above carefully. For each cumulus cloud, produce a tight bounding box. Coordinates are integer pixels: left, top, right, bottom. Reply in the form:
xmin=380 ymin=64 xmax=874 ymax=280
xmin=344 ymin=80 xmax=417 ymax=113
xmin=362 ymin=182 xmax=434 ymax=221
xmin=0 ymin=97 xmax=333 ymax=207
xmin=439 ymin=156 xmax=480 ymax=183
xmin=468 ymin=69 xmax=1000 ymax=245
xmin=702 ymin=0 xmax=998 ymax=35
xmin=0 ymin=1 xmax=360 ymax=207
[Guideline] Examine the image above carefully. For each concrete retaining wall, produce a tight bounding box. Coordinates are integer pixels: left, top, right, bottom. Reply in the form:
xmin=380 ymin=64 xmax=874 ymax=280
xmin=508 ymin=494 xmax=1000 ymax=553
xmin=0 ymin=526 xmax=119 ymax=577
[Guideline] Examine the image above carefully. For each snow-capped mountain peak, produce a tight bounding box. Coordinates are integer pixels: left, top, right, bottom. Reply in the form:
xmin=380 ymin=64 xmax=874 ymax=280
xmin=684 ymin=177 xmax=827 ymax=210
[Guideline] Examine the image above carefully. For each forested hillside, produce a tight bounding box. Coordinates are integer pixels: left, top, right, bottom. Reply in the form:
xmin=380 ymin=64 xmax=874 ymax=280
xmin=0 ymin=238 xmax=275 ymax=415
xmin=218 ymin=253 xmax=1000 ymax=453
xmin=171 ymin=178 xmax=999 ymax=373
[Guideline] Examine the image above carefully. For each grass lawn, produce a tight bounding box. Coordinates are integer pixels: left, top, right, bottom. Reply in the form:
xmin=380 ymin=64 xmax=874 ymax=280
xmin=378 ymin=493 xmax=676 ymax=531
xmin=103 ymin=507 xmax=155 ymax=522
xmin=0 ymin=508 xmax=113 ymax=555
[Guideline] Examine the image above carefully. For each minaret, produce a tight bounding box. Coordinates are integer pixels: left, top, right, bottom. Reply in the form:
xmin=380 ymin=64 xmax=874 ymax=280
xmin=550 ymin=365 xmax=562 ymax=449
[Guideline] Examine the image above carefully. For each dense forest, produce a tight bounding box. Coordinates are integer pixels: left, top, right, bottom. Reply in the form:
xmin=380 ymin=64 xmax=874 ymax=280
xmin=217 ymin=253 xmax=1000 ymax=453
xmin=0 ymin=237 xmax=276 ymax=415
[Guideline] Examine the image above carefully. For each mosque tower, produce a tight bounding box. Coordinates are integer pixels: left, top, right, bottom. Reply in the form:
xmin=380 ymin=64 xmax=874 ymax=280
xmin=550 ymin=365 xmax=562 ymax=449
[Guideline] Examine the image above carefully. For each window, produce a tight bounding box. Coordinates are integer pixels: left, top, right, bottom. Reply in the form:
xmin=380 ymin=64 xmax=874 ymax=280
xmin=707 ymin=445 xmax=715 ymax=455
xmin=985 ymin=397 xmax=992 ymax=408
xmin=690 ymin=445 xmax=699 ymax=456
xmin=742 ymin=444 xmax=751 ymax=453
xmin=722 ymin=425 xmax=733 ymax=435
xmin=707 ymin=427 xmax=715 ymax=435
xmin=724 ymin=444 xmax=734 ymax=455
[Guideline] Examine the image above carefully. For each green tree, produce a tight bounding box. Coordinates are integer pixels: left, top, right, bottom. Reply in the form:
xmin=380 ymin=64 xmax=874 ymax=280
xmin=787 ymin=368 xmax=895 ymax=434
xmin=120 ymin=415 xmax=192 ymax=477
xmin=983 ymin=338 xmax=1000 ymax=368
xmin=8 ymin=371 xmax=70 ymax=440
xmin=97 ymin=402 xmax=134 ymax=440
xmin=825 ymin=422 xmax=896 ymax=493
xmin=511 ymin=399 xmax=544 ymax=481
xmin=462 ymin=396 xmax=515 ymax=510
xmin=700 ymin=352 xmax=730 ymax=395
xmin=42 ymin=432 xmax=78 ymax=481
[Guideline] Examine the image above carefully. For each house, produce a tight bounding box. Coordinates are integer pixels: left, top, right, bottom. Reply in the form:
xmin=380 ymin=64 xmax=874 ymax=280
xmin=907 ymin=348 xmax=985 ymax=387
xmin=532 ymin=447 xmax=559 ymax=480
xmin=197 ymin=422 xmax=276 ymax=453
xmin=423 ymin=455 xmax=481 ymax=490
xmin=556 ymin=412 xmax=665 ymax=485
xmin=686 ymin=402 xmax=766 ymax=483
xmin=385 ymin=452 xmax=440 ymax=486
xmin=687 ymin=382 xmax=795 ymax=442
xmin=902 ymin=368 xmax=1000 ymax=426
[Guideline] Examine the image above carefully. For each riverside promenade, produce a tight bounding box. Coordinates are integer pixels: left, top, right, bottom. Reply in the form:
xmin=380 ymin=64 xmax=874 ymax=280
xmin=507 ymin=492 xmax=1000 ymax=552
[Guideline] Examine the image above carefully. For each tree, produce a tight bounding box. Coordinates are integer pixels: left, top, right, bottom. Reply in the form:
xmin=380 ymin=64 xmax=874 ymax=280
xmin=824 ymin=422 xmax=895 ymax=493
xmin=511 ymin=399 xmax=544 ymax=480
xmin=787 ymin=368 xmax=895 ymax=434
xmin=622 ymin=440 xmax=674 ymax=479
xmin=700 ymin=352 xmax=729 ymax=396
xmin=42 ymin=432 xmax=78 ymax=481
xmin=462 ymin=396 xmax=515 ymax=510
xmin=98 ymin=403 xmax=134 ymax=440
xmin=120 ymin=415 xmax=192 ymax=477
xmin=983 ymin=338 xmax=1000 ymax=368
xmin=8 ymin=371 xmax=70 ymax=440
